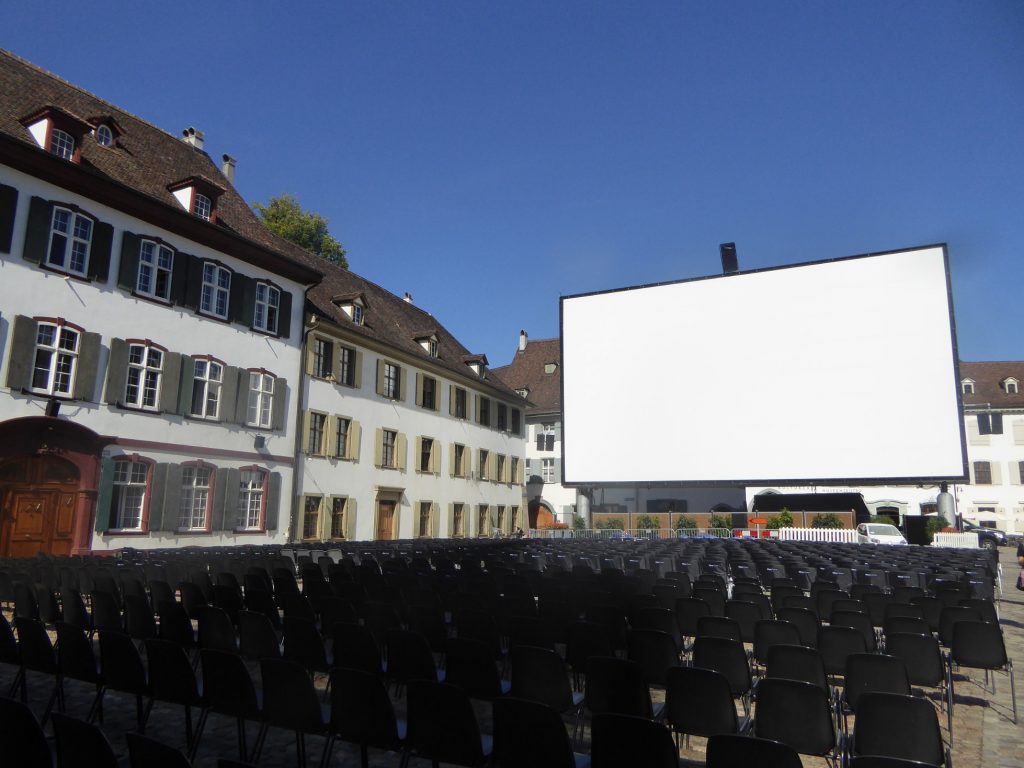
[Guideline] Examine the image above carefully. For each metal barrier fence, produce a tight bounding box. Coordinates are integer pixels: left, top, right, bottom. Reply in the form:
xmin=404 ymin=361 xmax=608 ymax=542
xmin=527 ymin=527 xmax=734 ymax=540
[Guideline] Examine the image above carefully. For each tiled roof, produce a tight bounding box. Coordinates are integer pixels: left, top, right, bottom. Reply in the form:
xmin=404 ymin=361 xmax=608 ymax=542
xmin=492 ymin=337 xmax=561 ymax=414
xmin=0 ymin=48 xmax=319 ymax=278
xmin=959 ymin=361 xmax=1024 ymax=408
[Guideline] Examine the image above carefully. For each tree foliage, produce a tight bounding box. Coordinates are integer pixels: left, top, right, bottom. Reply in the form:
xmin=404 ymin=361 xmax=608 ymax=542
xmin=595 ymin=518 xmax=624 ymax=530
xmin=810 ymin=513 xmax=845 ymax=529
xmin=709 ymin=513 xmax=733 ymax=531
xmin=766 ymin=509 xmax=794 ymax=530
xmin=254 ymin=194 xmax=348 ymax=269
xmin=635 ymin=515 xmax=659 ymax=531
xmin=675 ymin=515 xmax=698 ymax=530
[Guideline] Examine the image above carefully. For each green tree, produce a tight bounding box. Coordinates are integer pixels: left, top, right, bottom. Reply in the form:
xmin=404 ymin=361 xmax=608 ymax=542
xmin=766 ymin=508 xmax=794 ymax=530
xmin=675 ymin=515 xmax=698 ymax=530
xmin=810 ymin=513 xmax=845 ymax=529
xmin=595 ymin=518 xmax=624 ymax=530
xmin=635 ymin=514 xmax=659 ymax=530
xmin=572 ymin=513 xmax=587 ymax=530
xmin=709 ymin=513 xmax=733 ymax=531
xmin=254 ymin=194 xmax=348 ymax=268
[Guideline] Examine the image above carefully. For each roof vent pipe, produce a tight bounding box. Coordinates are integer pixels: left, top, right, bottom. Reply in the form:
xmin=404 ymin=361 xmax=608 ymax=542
xmin=519 ymin=330 xmax=528 ymax=352
xmin=221 ymin=154 xmax=236 ymax=183
xmin=181 ymin=127 xmax=204 ymax=150
xmin=404 ymin=292 xmax=413 ymax=303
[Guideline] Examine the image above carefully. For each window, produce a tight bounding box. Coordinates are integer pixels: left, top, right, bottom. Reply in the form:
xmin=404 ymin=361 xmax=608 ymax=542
xmin=920 ymin=502 xmax=937 ymax=516
xmin=339 ymin=346 xmax=357 ymax=386
xmin=453 ymin=444 xmax=466 ymax=478
xmin=352 ymin=304 xmax=363 ymax=325
xmin=303 ymin=496 xmax=321 ymax=539
xmin=541 ymin=458 xmax=556 ymax=483
xmin=335 ymin=417 xmax=351 ymax=458
xmin=478 ymin=396 xmax=491 ymax=427
xmin=511 ymin=457 xmax=519 ymax=484
xmin=382 ymin=362 xmax=400 ymax=399
xmin=455 ymin=387 xmax=467 ymax=418
xmin=420 ymin=437 xmax=434 ymax=473
xmin=193 ymin=193 xmax=212 ymax=221
xmin=974 ymin=461 xmax=992 ymax=485
xmin=452 ymin=503 xmax=465 ymax=537
xmin=978 ymin=413 xmax=1003 ymax=435
xmin=428 ymin=338 xmax=438 ymax=357
xmin=47 ymin=206 xmax=92 ymax=276
xmin=496 ymin=454 xmax=506 ymax=483
xmin=179 ymin=464 xmax=213 ymax=530
xmin=330 ymin=497 xmax=347 ymax=538
xmin=479 ymin=449 xmax=490 ymax=481
xmin=418 ymin=375 xmax=437 ymax=410
xmin=510 ymin=506 xmax=519 ymax=532
xmin=124 ymin=343 xmax=163 ymax=410
xmin=111 ymin=459 xmax=149 ymax=530
xmin=382 ymin=429 xmax=397 ymax=468
xmin=190 ymin=358 xmax=222 ymax=419
xmin=237 ymin=469 xmax=267 ymax=530
xmin=136 ymin=240 xmax=173 ymax=301
xmin=478 ymin=505 xmax=490 ymax=536
xmin=537 ymin=424 xmax=555 ymax=451
xmin=247 ymin=372 xmax=275 ymax=428
xmin=418 ymin=502 xmax=432 ymax=537
xmin=1005 ymin=379 xmax=1019 ymax=395
xmin=962 ymin=380 xmax=975 ymax=395
xmin=200 ymin=262 xmax=231 ymax=319
xmin=312 ymin=338 xmax=332 ymax=379
xmin=95 ymin=124 xmax=113 ymax=147
xmin=511 ymin=408 xmax=521 ymax=435
xmin=31 ymin=322 xmax=79 ymax=397
xmin=496 ymin=505 xmax=505 ymax=533
xmin=50 ymin=128 xmax=75 ymax=160
xmin=307 ymin=412 xmax=327 ymax=455
xmin=497 ymin=404 xmax=508 ymax=431
xmin=254 ymin=283 xmax=281 ymax=334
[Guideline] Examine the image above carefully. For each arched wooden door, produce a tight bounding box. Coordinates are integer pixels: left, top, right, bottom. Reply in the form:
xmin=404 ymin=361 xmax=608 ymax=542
xmin=0 ymin=455 xmax=80 ymax=557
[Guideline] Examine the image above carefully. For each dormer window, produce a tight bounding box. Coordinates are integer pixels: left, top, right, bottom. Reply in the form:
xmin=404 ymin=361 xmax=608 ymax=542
xmin=544 ymin=362 xmax=558 ymax=374
xmin=50 ymin=129 xmax=75 ymax=160
xmin=332 ymin=292 xmax=368 ymax=325
xmin=1003 ymin=378 xmax=1019 ymax=395
xmin=194 ymin=193 xmax=212 ymax=221
xmin=352 ymin=304 xmax=363 ymax=325
xmin=961 ymin=379 xmax=974 ymax=395
xmin=415 ymin=332 xmax=440 ymax=358
xmin=463 ymin=354 xmax=489 ymax=377
xmin=94 ymin=124 xmax=113 ymax=147
xmin=168 ymin=176 xmax=224 ymax=223
xmin=516 ymin=388 xmax=529 ymax=399
xmin=20 ymin=106 xmax=92 ymax=163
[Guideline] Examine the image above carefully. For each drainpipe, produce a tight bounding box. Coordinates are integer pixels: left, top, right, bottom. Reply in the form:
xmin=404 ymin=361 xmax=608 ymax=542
xmin=288 ymin=291 xmax=319 ymax=544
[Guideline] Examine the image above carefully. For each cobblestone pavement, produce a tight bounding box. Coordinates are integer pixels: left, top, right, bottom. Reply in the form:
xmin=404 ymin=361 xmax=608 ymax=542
xmin=2 ymin=547 xmax=1021 ymax=766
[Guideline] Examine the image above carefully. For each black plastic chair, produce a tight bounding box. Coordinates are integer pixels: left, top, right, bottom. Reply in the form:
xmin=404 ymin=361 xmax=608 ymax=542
xmin=696 ymin=615 xmax=743 ymax=642
xmin=99 ymin=630 xmax=150 ymax=732
xmin=884 ymin=631 xmax=950 ymax=728
xmin=753 ymin=677 xmax=838 ymax=766
xmin=60 ymin=587 xmax=93 ymax=635
xmin=14 ymin=616 xmax=60 ymax=719
xmin=406 ymin=679 xmax=492 ymax=767
xmin=565 ymin=621 xmax=613 ymax=689
xmin=332 ymin=621 xmax=384 ymax=677
xmin=178 ymin=581 xmax=208 ymax=620
xmin=817 ymin=624 xmax=868 ymax=681
xmin=386 ymin=629 xmax=442 ymax=696
xmin=937 ymin=605 xmax=982 ymax=648
xmin=883 ymin=616 xmax=932 ymax=639
xmin=850 ymin=692 xmax=950 ymax=767
xmin=584 ymin=656 xmax=664 ymax=724
xmin=632 ymin=607 xmax=683 ymax=650
xmin=127 ymin=731 xmax=192 ymax=768
xmin=838 ymin=653 xmax=911 ymax=735
xmin=90 ymin=590 xmax=123 ymax=634
xmin=14 ymin=580 xmax=41 ymax=621
xmin=752 ymin=620 xmax=802 ymax=667
xmin=445 ymin=636 xmax=510 ymax=699
xmin=238 ymin=610 xmax=281 ymax=661
xmin=492 ymin=696 xmax=588 ymax=768
xmin=949 ymin=620 xmax=1017 ymax=727
xmin=283 ymin=615 xmax=332 ymax=681
xmin=253 ymin=657 xmax=330 ymax=768
xmin=325 ymin=665 xmax=407 ymax=768
xmin=55 ymin=621 xmax=103 ymax=723
xmin=0 ymin=695 xmax=52 ymax=768
xmin=666 ymin=666 xmax=749 ymax=751
xmin=197 ymin=604 xmax=238 ymax=654
xmin=627 ymin=628 xmax=681 ymax=688
xmin=51 ymin=711 xmax=118 ymax=768
xmin=244 ymin=588 xmax=282 ymax=631
xmin=725 ymin=599 xmax=764 ymax=643
xmin=200 ymin=649 xmax=264 ymax=762
xmin=213 ymin=584 xmax=245 ymax=626
xmin=125 ymin=593 xmax=158 ymax=643
xmin=774 ymin=606 xmax=819 ymax=648
xmin=674 ymin=596 xmax=711 ymax=646
xmin=692 ymin=635 xmax=753 ymax=715
xmin=145 ymin=638 xmax=206 ymax=759
xmin=509 ymin=644 xmax=584 ymax=742
xmin=706 ymin=734 xmax=803 ymax=768
xmin=591 ymin=712 xmax=678 ymax=768
xmin=764 ymin=643 xmax=829 ymax=691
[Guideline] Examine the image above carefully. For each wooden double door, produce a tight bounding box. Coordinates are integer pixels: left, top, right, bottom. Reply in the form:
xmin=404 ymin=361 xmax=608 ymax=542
xmin=0 ymin=456 xmax=79 ymax=558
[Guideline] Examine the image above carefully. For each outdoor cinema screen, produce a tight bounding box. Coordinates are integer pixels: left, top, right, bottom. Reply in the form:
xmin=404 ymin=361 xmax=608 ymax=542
xmin=559 ymin=245 xmax=967 ymax=486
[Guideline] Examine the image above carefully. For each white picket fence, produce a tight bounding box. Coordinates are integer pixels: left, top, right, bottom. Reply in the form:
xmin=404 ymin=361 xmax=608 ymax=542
xmin=932 ymin=531 xmax=980 ymax=549
xmin=776 ymin=527 xmax=859 ymax=543
xmin=528 ymin=527 xmax=859 ymax=542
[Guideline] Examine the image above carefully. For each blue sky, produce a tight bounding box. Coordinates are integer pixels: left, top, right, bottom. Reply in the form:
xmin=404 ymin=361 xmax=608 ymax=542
xmin=4 ymin=1 xmax=1022 ymax=366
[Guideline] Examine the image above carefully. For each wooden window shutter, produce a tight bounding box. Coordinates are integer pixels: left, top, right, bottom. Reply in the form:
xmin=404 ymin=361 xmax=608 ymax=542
xmin=432 ymin=441 xmax=440 ymax=475
xmin=159 ymin=352 xmax=182 ymax=413
xmin=171 ymin=251 xmax=191 ymax=306
xmin=277 ymin=289 xmax=292 ymax=339
xmin=350 ymin=420 xmax=362 ymax=461
xmin=305 ymin=337 xmax=316 ymax=375
xmin=301 ymin=410 xmax=312 ymax=454
xmin=415 ymin=436 xmax=423 ymax=470
xmin=430 ymin=502 xmax=440 ymax=537
xmin=374 ymin=428 xmax=383 ymax=467
xmin=1009 ymin=461 xmax=1022 ymax=485
xmin=5 ymin=315 xmax=37 ymax=390
xmin=474 ymin=394 xmax=482 ymax=424
xmin=396 ymin=433 xmax=407 ymax=472
xmin=230 ymin=273 xmax=251 ymax=325
xmin=159 ymin=463 xmax=184 ymax=532
xmin=22 ymin=196 xmax=52 ymax=265
xmin=324 ymin=415 xmax=337 ymax=457
xmin=345 ymin=498 xmax=357 ymax=540
xmin=73 ymin=332 xmax=102 ymax=402
xmin=447 ymin=503 xmax=455 ymax=537
xmin=0 ymin=183 xmax=17 ymax=254
xmin=117 ymin=232 xmax=141 ymax=291
xmin=353 ymin=350 xmax=363 ymax=389
xmin=86 ymin=219 xmax=114 ymax=282
xmin=212 ymin=467 xmax=241 ymax=530
xmin=182 ymin=255 xmax=203 ymax=310
xmin=1012 ymin=419 xmax=1024 ymax=445
xmin=449 ymin=443 xmax=456 ymax=477
xmin=488 ymin=452 xmax=497 ymax=482
xmin=398 ymin=366 xmax=407 ymax=401
xmin=449 ymin=384 xmax=456 ymax=416
xmin=376 ymin=359 xmax=385 ymax=396
xmin=105 ymin=338 xmax=129 ymax=404
xmin=991 ymin=462 xmax=1002 ymax=485
xmin=415 ymin=372 xmax=424 ymax=407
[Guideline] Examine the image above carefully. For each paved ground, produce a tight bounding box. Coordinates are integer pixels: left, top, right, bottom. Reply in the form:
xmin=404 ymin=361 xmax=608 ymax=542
xmin=2 ymin=546 xmax=1021 ymax=766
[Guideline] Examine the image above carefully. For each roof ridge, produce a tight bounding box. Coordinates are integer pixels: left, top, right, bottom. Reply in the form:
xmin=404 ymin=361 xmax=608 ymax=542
xmin=1 ymin=48 xmax=203 ymax=153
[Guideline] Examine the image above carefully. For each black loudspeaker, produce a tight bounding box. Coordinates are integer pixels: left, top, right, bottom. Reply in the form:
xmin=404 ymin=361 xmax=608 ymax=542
xmin=45 ymin=399 xmax=61 ymax=417
xmin=720 ymin=242 xmax=738 ymax=274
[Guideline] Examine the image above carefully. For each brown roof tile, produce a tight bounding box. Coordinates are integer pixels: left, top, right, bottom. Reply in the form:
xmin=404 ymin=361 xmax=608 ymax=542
xmin=492 ymin=337 xmax=561 ymax=415
xmin=959 ymin=361 xmax=1024 ymax=408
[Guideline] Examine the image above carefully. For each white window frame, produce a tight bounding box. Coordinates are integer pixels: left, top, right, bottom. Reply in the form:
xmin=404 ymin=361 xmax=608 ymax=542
xmin=193 ymin=192 xmax=212 ymax=221
xmin=335 ymin=416 xmax=352 ymax=458
xmin=190 ymin=358 xmax=222 ymax=419
xmin=383 ymin=362 xmax=400 ymax=399
xmin=94 ymin=124 xmax=113 ymax=147
xmin=237 ymin=469 xmax=266 ymax=530
xmin=254 ymin=282 xmax=281 ymax=334
xmin=351 ymin=304 xmax=364 ymax=325
xmin=137 ymin=239 xmax=174 ymax=301
xmin=50 ymin=128 xmax=75 ymax=160
xmin=962 ymin=379 xmax=975 ymax=395
xmin=339 ymin=345 xmax=356 ymax=386
xmin=112 ymin=459 xmax=149 ymax=531
xmin=31 ymin=322 xmax=80 ymax=397
xmin=47 ymin=206 xmax=92 ymax=276
xmin=124 ymin=343 xmax=163 ymax=411
xmin=541 ymin=457 xmax=556 ymax=483
xmin=200 ymin=262 xmax=231 ymax=319
xmin=382 ymin=429 xmax=398 ymax=468
xmin=179 ymin=464 xmax=213 ymax=530
xmin=312 ymin=338 xmax=332 ymax=379
xmin=247 ymin=372 xmax=275 ymax=429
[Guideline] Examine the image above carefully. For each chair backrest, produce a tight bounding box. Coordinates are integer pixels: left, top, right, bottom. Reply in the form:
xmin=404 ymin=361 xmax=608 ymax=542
xmin=591 ymin=712 xmax=679 ymax=768
xmin=156 ymin=600 xmax=195 ymax=649
xmin=407 ymin=679 xmax=488 ymax=767
xmin=692 ymin=636 xmax=751 ymax=696
xmin=706 ymin=734 xmax=803 ymax=768
xmin=197 ymin=605 xmax=237 ymax=653
xmin=765 ymin=644 xmax=828 ymax=691
xmin=0 ymin=696 xmax=52 ymax=768
xmin=852 ymin=692 xmax=946 ymax=766
xmin=237 ymin=610 xmax=281 ymax=661
xmin=817 ymin=624 xmax=868 ymax=676
xmin=332 ymin=621 xmax=384 ymax=677
xmin=724 ymin=600 xmax=764 ymax=642
xmin=124 ymin=593 xmax=157 ymax=641
xmin=753 ymin=678 xmax=835 ymax=758
xmin=774 ymin=607 xmax=819 ymax=647
xmin=126 ymin=732 xmax=192 ymax=768
xmin=56 ymin=621 xmax=99 ymax=684
xmin=626 ymin=629 xmax=680 ymax=687
xmin=674 ymin=597 xmax=711 ymax=636
xmin=842 ymin=653 xmax=911 ymax=712
xmin=145 ymin=638 xmax=201 ymax=706
xmin=51 ymin=712 xmax=118 ymax=768
xmin=492 ymin=697 xmax=578 ymax=768
xmin=90 ymin=589 xmax=123 ymax=633
xmin=0 ymin=610 xmax=20 ymax=664
xmin=665 ymin=666 xmax=738 ymax=739
xmin=950 ymin=620 xmax=1008 ymax=669
xmin=259 ymin=657 xmax=326 ymax=733
xmin=329 ymin=666 xmax=402 ymax=751
xmin=445 ymin=636 xmax=504 ymax=699
xmin=883 ymin=632 xmax=945 ymax=687
xmin=386 ymin=629 xmax=438 ymax=686
xmin=282 ymin=615 xmax=328 ymax=672
xmin=830 ymin=610 xmax=877 ymax=652
xmin=938 ymin=606 xmax=982 ymax=647
xmin=696 ymin=616 xmax=742 ymax=643
xmin=200 ymin=649 xmax=260 ymax=719
xmin=509 ymin=644 xmax=575 ymax=712
xmin=585 ymin=656 xmax=654 ymax=718
xmin=15 ymin=616 xmax=58 ymax=673
xmin=753 ymin=620 xmax=802 ymax=664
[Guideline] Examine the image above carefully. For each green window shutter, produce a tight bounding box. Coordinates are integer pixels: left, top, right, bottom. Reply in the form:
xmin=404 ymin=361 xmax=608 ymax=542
xmin=73 ymin=331 xmax=102 ymax=401
xmin=117 ymin=232 xmax=141 ymax=291
xmin=159 ymin=352 xmax=182 ymax=413
xmin=350 ymin=420 xmax=362 ymax=461
xmin=234 ymin=372 xmax=251 ymax=424
xmin=105 ymin=338 xmax=129 ymax=404
xmin=375 ymin=359 xmax=385 ymax=396
xmin=265 ymin=472 xmax=282 ymax=531
xmin=94 ymin=456 xmax=116 ymax=532
xmin=182 ymin=256 xmax=203 ymax=310
xmin=553 ymin=458 xmax=562 ymax=483
xmin=22 ymin=196 xmax=51 ymax=265
xmin=345 ymin=498 xmax=357 ymax=540
xmin=6 ymin=315 xmax=36 ymax=391
xmin=374 ymin=428 xmax=383 ymax=467
xmin=173 ymin=252 xmax=194 ymax=307
xmin=177 ymin=356 xmax=194 ymax=416
xmin=213 ymin=468 xmax=241 ymax=531
xmin=0 ymin=183 xmax=18 ymax=253
xmin=398 ymin=366 xmax=407 ymax=402
xmin=219 ymin=366 xmax=239 ymax=423
xmin=87 ymin=219 xmax=114 ymax=282
xmin=161 ymin=464 xmax=184 ymax=531
xmin=271 ymin=378 xmax=288 ymax=430
xmin=353 ymin=350 xmax=363 ymax=389
xmin=148 ymin=463 xmax=170 ymax=532
xmin=415 ymin=373 xmax=424 ymax=407
xmin=277 ymin=290 xmax=293 ymax=339
xmin=228 ymin=272 xmax=247 ymax=324
xmin=396 ymin=432 xmax=407 ymax=472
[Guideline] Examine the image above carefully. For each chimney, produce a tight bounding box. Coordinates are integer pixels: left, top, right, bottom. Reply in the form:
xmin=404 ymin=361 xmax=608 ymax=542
xmin=181 ymin=127 xmax=204 ymax=150
xmin=221 ymin=154 xmax=236 ymax=183
xmin=403 ymin=292 xmax=413 ymax=303
xmin=519 ymin=330 xmax=528 ymax=352
xmin=720 ymin=242 xmax=738 ymax=274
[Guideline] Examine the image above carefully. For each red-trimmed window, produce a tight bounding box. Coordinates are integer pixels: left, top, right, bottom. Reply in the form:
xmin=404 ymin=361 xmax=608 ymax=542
xmin=110 ymin=456 xmax=154 ymax=531
xmin=179 ymin=461 xmax=216 ymax=531
xmin=246 ymin=370 xmax=276 ymax=428
xmin=237 ymin=467 xmax=268 ymax=531
xmin=31 ymin=318 xmax=83 ymax=397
